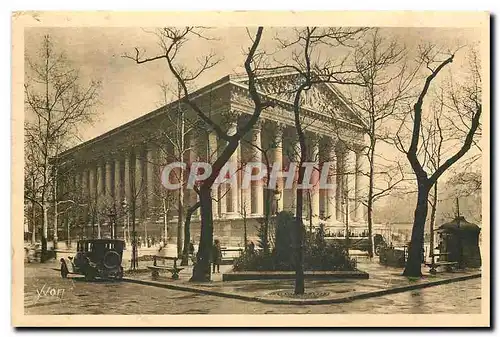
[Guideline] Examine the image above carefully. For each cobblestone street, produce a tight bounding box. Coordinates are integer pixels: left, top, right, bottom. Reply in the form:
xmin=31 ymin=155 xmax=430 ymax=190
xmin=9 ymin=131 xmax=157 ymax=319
xmin=24 ymin=263 xmax=481 ymax=315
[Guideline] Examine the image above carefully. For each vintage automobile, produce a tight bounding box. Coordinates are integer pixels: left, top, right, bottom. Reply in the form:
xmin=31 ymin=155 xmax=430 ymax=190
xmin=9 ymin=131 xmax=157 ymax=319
xmin=67 ymin=239 xmax=125 ymax=280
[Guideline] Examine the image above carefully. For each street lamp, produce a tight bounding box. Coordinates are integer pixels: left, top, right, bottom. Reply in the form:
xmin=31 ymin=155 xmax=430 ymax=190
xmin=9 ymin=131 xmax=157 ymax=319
xmin=121 ymin=198 xmax=130 ymax=243
xmin=107 ymin=207 xmax=117 ymax=239
xmin=273 ymin=189 xmax=282 ymax=215
xmin=122 ymin=197 xmax=137 ymax=270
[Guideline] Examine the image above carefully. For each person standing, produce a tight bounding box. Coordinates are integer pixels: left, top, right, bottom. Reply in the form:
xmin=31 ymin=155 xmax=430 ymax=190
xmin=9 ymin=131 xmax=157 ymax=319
xmin=60 ymin=258 xmax=69 ymax=278
xmin=188 ymin=241 xmax=195 ymax=264
xmin=248 ymin=241 xmax=255 ymax=255
xmin=211 ymin=239 xmax=222 ymax=273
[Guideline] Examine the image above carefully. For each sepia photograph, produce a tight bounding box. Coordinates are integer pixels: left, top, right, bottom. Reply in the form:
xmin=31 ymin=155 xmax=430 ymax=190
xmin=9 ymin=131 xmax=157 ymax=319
xmin=11 ymin=11 xmax=490 ymax=327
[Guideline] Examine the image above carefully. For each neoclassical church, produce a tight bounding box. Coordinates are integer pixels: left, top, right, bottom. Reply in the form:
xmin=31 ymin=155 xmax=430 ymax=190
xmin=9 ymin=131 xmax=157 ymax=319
xmin=56 ymin=71 xmax=369 ymax=245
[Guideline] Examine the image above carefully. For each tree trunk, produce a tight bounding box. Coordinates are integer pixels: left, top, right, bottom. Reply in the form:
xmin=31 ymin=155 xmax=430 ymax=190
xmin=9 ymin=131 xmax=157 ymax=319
xmin=307 ymin=191 xmax=313 ymax=235
xmin=345 ymin=188 xmax=350 ymax=248
xmin=261 ymin=161 xmax=272 ymax=254
xmin=41 ymin=203 xmax=49 ymax=262
xmin=293 ymin=85 xmax=308 ymax=295
xmin=403 ymin=181 xmax=430 ymax=277
xmin=31 ymin=200 xmax=36 ymax=245
xmin=177 ymin=186 xmax=184 ymax=257
xmin=190 ymin=188 xmax=213 ymax=282
xmin=243 ymin=213 xmax=248 ymax=251
xmin=294 ymin=184 xmax=305 ymax=295
xmin=131 ymin=197 xmax=138 ymax=270
xmin=163 ymin=197 xmax=168 ymax=244
xmin=366 ymin=143 xmax=376 ymax=258
xmin=53 ymin=167 xmax=58 ymax=249
xmin=190 ymin=137 xmax=240 ymax=282
xmin=429 ymin=182 xmax=438 ymax=268
xmin=177 ymin=83 xmax=185 ymax=258
xmin=294 ymin=140 xmax=306 ymax=295
xmin=181 ymin=201 xmax=200 ymax=266
xmin=366 ymin=195 xmax=374 ymax=258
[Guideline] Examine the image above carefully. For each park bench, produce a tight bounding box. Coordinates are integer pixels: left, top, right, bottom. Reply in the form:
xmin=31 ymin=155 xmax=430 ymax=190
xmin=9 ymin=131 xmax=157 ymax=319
xmin=147 ymin=256 xmax=184 ymax=280
xmin=426 ymin=260 xmax=458 ymax=273
xmin=426 ymin=252 xmax=459 ymax=272
xmin=220 ymin=247 xmax=243 ymax=265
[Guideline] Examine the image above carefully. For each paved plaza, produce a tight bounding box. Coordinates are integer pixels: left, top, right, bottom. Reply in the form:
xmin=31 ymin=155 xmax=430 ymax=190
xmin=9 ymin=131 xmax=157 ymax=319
xmin=24 ymin=254 xmax=481 ymax=315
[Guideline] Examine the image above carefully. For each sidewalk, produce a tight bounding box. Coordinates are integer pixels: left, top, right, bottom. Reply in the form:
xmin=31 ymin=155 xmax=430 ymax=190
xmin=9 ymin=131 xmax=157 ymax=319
xmin=124 ymin=257 xmax=481 ymax=305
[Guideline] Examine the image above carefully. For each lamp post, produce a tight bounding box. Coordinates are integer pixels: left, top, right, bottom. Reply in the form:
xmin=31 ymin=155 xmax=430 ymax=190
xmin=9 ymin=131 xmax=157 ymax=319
xmin=122 ymin=198 xmax=137 ymax=270
xmin=121 ymin=198 xmax=130 ymax=243
xmin=107 ymin=207 xmax=117 ymax=239
xmin=273 ymin=189 xmax=282 ymax=215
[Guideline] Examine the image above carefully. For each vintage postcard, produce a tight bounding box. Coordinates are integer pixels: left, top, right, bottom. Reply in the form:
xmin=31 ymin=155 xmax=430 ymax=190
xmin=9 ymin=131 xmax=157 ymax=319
xmin=12 ymin=11 xmax=490 ymax=327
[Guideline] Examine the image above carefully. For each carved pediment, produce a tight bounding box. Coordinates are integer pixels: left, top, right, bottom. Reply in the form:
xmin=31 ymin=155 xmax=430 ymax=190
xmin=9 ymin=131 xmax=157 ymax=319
xmin=231 ymin=72 xmax=364 ymax=127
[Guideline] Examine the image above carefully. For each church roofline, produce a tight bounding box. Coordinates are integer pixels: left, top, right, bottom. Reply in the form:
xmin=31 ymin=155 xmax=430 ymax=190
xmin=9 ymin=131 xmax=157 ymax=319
xmin=229 ymin=70 xmax=368 ymax=130
xmin=58 ymin=74 xmax=233 ymax=160
xmin=58 ymin=71 xmax=366 ymax=161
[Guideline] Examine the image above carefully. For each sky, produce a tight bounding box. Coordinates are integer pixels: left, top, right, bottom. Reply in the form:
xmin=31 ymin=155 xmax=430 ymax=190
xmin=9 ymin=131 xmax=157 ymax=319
xmin=23 ymin=26 xmax=483 ymax=213
xmin=24 ymin=27 xmax=482 ymax=143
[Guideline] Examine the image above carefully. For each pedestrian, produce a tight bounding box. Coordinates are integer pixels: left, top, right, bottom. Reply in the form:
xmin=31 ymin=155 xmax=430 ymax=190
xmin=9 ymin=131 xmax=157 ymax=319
xmin=248 ymin=241 xmax=255 ymax=255
xmin=189 ymin=241 xmax=196 ymax=265
xmin=211 ymin=239 xmax=222 ymax=273
xmin=60 ymin=258 xmax=69 ymax=278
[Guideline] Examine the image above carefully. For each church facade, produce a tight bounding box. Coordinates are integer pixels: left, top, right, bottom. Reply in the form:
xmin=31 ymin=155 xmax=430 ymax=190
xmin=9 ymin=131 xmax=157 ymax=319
xmin=55 ymin=72 xmax=369 ymax=245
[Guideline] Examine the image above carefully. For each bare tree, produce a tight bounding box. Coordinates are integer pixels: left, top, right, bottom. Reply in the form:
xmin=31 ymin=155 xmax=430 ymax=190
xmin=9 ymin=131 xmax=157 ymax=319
xmin=24 ymin=35 xmax=100 ymax=261
xmin=262 ymin=27 xmax=366 ymax=294
xmin=395 ymin=46 xmax=482 ymax=277
xmin=126 ymin=27 xmax=274 ymax=282
xmin=153 ymin=79 xmax=202 ymax=262
xmin=24 ymin=134 xmax=44 ymax=244
xmin=345 ymin=28 xmax=419 ymax=257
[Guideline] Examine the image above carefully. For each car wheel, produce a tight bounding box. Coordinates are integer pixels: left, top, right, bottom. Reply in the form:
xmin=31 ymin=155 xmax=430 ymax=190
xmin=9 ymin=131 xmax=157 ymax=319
xmin=375 ymin=246 xmax=381 ymax=256
xmin=103 ymin=251 xmax=121 ymax=269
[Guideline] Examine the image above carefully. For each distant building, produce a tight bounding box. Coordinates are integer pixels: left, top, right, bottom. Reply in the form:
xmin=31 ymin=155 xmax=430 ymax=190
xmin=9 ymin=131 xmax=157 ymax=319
xmin=55 ymin=72 xmax=369 ymax=244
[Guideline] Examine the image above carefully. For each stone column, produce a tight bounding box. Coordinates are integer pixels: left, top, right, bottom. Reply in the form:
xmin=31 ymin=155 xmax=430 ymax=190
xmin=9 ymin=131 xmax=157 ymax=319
xmin=88 ymin=166 xmax=96 ymax=233
xmin=96 ymin=163 xmax=104 ymax=236
xmin=250 ymin=123 xmax=263 ymax=216
xmin=335 ymin=145 xmax=346 ymax=222
xmin=135 ymin=149 xmax=144 ymax=219
xmin=89 ymin=166 xmax=96 ymax=200
xmin=81 ymin=169 xmax=89 ymax=199
xmin=309 ymin=139 xmax=320 ymax=221
xmin=124 ymin=155 xmax=132 ymax=204
xmin=114 ymin=158 xmax=122 ymax=206
xmin=241 ymin=159 xmax=251 ymax=217
xmin=290 ymin=140 xmax=300 ymax=215
xmin=146 ymin=146 xmax=155 ymax=219
xmin=74 ymin=171 xmax=81 ymax=197
xmin=227 ymin=120 xmax=239 ymax=216
xmin=208 ymin=130 xmax=219 ymax=218
xmin=354 ymin=149 xmax=365 ymax=222
xmin=345 ymin=149 xmax=357 ymax=223
xmin=97 ymin=163 xmax=104 ymax=201
xmin=105 ymin=160 xmax=113 ymax=200
xmin=271 ymin=125 xmax=284 ymax=213
xmin=81 ymin=169 xmax=89 ymax=224
xmin=188 ymin=135 xmax=200 ymax=218
xmin=326 ymin=142 xmax=337 ymax=223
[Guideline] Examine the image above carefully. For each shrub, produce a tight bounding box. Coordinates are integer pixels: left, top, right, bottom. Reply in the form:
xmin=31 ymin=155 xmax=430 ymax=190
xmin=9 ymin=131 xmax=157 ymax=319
xmin=233 ymin=251 xmax=275 ymax=271
xmin=233 ymin=217 xmax=356 ymax=272
xmin=273 ymin=211 xmax=296 ymax=267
